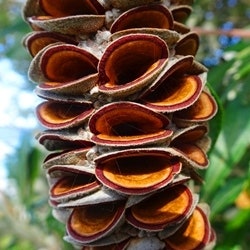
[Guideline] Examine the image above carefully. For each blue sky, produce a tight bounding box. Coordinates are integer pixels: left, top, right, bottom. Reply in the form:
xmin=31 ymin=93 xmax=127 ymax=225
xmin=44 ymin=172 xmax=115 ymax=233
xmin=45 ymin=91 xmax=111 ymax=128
xmin=0 ymin=58 xmax=39 ymax=189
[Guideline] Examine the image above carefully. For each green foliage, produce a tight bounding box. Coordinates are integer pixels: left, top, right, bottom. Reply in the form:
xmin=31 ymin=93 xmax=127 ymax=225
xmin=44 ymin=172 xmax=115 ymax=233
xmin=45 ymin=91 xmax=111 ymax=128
xmin=7 ymin=132 xmax=42 ymax=205
xmin=0 ymin=132 xmax=72 ymax=250
xmin=0 ymin=0 xmax=31 ymax=76
xmin=201 ymin=41 xmax=250 ymax=249
xmin=206 ymin=82 xmax=223 ymax=153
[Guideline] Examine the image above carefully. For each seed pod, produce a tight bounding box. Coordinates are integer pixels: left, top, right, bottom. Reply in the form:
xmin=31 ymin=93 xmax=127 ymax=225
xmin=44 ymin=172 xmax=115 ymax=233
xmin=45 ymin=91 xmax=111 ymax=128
xmin=22 ymin=0 xmax=217 ymax=248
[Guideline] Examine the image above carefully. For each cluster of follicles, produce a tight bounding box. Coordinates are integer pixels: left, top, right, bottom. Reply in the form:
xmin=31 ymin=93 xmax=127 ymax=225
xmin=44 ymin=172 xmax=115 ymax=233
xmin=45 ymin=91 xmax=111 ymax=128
xmin=23 ymin=0 xmax=218 ymax=249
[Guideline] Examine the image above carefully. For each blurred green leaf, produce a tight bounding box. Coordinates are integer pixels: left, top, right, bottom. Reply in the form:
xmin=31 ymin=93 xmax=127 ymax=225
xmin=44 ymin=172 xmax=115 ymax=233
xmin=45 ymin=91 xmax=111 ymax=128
xmin=207 ymin=82 xmax=224 ymax=153
xmin=202 ymin=40 xmax=250 ymax=202
xmin=223 ymin=101 xmax=250 ymax=162
xmin=27 ymin=147 xmax=42 ymax=190
xmin=215 ymin=209 xmax=250 ymax=250
xmin=202 ymin=101 xmax=250 ymax=201
xmin=6 ymin=131 xmax=43 ymax=206
xmin=208 ymin=60 xmax=235 ymax=97
xmin=210 ymin=178 xmax=243 ymax=219
xmin=202 ymin=132 xmax=231 ymax=201
xmin=226 ymin=209 xmax=250 ymax=232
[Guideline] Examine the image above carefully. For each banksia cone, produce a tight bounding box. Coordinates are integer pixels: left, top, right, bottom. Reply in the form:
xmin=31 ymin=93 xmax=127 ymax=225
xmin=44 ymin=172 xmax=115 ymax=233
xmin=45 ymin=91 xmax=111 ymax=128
xmin=23 ymin=0 xmax=218 ymax=249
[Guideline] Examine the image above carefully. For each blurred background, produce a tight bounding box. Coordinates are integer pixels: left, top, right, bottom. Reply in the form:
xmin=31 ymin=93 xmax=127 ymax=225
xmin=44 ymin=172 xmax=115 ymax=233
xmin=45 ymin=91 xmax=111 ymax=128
xmin=0 ymin=0 xmax=249 ymax=249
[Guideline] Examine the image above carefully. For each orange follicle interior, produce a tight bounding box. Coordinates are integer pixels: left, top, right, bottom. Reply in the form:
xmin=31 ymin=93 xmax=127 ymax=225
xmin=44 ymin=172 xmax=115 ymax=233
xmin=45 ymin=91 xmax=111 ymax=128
xmin=131 ymin=185 xmax=191 ymax=225
xmin=104 ymin=40 xmax=166 ymax=87
xmin=101 ymin=154 xmax=177 ymax=188
xmin=40 ymin=0 xmax=99 ymax=17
